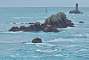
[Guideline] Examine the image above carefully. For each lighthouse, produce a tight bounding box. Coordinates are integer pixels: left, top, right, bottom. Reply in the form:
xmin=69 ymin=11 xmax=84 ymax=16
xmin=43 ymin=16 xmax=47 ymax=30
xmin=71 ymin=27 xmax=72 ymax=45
xmin=69 ymin=3 xmax=82 ymax=14
xmin=76 ymin=3 xmax=78 ymax=11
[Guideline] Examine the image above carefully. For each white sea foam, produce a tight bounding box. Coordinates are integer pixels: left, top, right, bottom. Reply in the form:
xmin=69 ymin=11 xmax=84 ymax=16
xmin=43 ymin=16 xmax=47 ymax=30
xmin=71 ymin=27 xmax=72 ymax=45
xmin=49 ymin=38 xmax=74 ymax=42
xmin=0 ymin=31 xmax=22 ymax=34
xmin=35 ymin=43 xmax=56 ymax=49
xmin=36 ymin=48 xmax=58 ymax=53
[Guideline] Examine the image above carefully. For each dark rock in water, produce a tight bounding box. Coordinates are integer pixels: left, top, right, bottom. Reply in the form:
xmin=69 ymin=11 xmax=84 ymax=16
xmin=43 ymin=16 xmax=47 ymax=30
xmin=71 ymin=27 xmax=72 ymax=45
xmin=32 ymin=22 xmax=42 ymax=31
xmin=32 ymin=37 xmax=42 ymax=43
xmin=13 ymin=22 xmax=16 ymax=24
xmin=23 ymin=22 xmax=42 ymax=32
xmin=9 ymin=26 xmax=20 ymax=32
xmin=69 ymin=10 xmax=82 ymax=14
xmin=9 ymin=22 xmax=42 ymax=32
xmin=9 ymin=12 xmax=74 ymax=32
xmin=44 ymin=12 xmax=74 ymax=28
xmin=19 ymin=26 xmax=26 ymax=31
xmin=43 ymin=25 xmax=59 ymax=32
xmin=64 ymin=19 xmax=74 ymax=27
xmin=79 ymin=21 xmax=84 ymax=23
xmin=21 ymin=23 xmax=24 ymax=24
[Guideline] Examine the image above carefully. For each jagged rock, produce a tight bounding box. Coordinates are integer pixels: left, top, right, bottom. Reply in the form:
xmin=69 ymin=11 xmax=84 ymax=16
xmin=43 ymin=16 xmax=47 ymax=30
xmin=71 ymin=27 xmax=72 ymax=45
xmin=9 ymin=26 xmax=20 ymax=32
xmin=56 ymin=12 xmax=66 ymax=20
xmin=43 ymin=25 xmax=59 ymax=32
xmin=23 ymin=22 xmax=42 ymax=32
xmin=22 ymin=26 xmax=32 ymax=32
xmin=64 ymin=19 xmax=74 ymax=27
xmin=32 ymin=22 xmax=42 ymax=31
xmin=44 ymin=12 xmax=74 ymax=28
xmin=19 ymin=26 xmax=26 ymax=31
xmin=9 ymin=22 xmax=42 ymax=32
xmin=9 ymin=12 xmax=74 ymax=32
xmin=32 ymin=37 xmax=42 ymax=43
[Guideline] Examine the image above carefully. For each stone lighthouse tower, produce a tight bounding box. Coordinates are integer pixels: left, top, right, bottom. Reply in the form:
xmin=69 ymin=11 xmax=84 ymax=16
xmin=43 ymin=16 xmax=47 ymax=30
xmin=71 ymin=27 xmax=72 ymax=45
xmin=76 ymin=3 xmax=78 ymax=11
xmin=69 ymin=3 xmax=82 ymax=14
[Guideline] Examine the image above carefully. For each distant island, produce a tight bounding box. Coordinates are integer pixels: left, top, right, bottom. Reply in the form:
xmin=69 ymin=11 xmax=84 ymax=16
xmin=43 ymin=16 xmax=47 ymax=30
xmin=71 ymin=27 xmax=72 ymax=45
xmin=9 ymin=12 xmax=74 ymax=32
xmin=69 ymin=3 xmax=83 ymax=14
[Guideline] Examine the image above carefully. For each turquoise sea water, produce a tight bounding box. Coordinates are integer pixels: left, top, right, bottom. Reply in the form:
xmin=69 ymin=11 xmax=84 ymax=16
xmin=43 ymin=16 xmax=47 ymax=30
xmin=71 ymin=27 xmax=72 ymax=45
xmin=0 ymin=7 xmax=89 ymax=60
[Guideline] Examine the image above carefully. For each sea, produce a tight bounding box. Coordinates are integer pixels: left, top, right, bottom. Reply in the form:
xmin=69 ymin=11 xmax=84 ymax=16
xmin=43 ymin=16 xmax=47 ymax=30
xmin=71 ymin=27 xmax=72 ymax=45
xmin=0 ymin=7 xmax=89 ymax=60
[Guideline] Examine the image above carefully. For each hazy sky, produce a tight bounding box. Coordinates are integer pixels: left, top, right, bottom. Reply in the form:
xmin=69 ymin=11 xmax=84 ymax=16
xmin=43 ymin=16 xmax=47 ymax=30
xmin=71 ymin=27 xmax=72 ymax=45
xmin=0 ymin=0 xmax=88 ymax=7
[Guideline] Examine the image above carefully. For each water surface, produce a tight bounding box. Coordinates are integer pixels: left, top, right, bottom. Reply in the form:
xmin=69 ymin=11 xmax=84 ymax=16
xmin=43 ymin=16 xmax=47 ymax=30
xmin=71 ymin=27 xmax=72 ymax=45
xmin=0 ymin=7 xmax=89 ymax=60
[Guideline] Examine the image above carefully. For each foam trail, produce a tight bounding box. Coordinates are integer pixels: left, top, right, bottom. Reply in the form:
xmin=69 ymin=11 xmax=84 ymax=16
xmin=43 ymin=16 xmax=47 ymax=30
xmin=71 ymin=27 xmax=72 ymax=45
xmin=0 ymin=31 xmax=22 ymax=34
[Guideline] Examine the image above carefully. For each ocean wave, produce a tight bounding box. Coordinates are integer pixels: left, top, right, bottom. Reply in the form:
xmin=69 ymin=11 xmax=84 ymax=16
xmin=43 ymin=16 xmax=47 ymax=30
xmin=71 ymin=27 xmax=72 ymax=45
xmin=12 ymin=17 xmax=34 ymax=19
xmin=12 ymin=16 xmax=47 ymax=19
xmin=48 ymin=38 xmax=74 ymax=42
xmin=74 ymin=48 xmax=89 ymax=59
xmin=34 ymin=43 xmax=61 ymax=56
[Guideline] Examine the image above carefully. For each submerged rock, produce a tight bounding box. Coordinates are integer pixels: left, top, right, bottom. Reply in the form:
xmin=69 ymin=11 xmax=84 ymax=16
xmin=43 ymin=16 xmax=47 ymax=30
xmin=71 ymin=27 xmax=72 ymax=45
xmin=79 ymin=21 xmax=84 ymax=23
xmin=32 ymin=37 xmax=42 ymax=43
